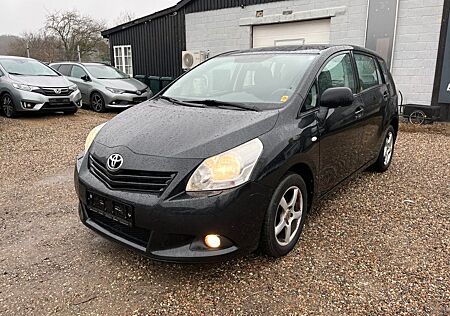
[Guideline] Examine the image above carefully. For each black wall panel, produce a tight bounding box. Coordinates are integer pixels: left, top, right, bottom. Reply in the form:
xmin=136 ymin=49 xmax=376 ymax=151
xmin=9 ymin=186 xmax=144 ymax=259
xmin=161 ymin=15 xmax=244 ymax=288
xmin=106 ymin=0 xmax=287 ymax=77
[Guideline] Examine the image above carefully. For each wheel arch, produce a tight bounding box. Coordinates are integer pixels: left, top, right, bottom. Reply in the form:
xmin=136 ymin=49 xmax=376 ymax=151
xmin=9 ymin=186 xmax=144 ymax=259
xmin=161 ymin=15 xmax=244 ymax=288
xmin=286 ymin=163 xmax=315 ymax=211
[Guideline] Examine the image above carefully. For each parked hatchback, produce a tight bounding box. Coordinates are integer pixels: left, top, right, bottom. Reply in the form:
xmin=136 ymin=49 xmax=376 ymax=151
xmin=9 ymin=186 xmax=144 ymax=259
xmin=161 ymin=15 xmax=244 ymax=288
xmin=75 ymin=45 xmax=398 ymax=262
xmin=50 ymin=62 xmax=152 ymax=112
xmin=0 ymin=56 xmax=82 ymax=118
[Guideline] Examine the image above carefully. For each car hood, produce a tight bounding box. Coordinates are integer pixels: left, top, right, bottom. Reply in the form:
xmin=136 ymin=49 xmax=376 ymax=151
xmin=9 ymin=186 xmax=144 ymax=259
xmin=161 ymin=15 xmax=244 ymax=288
xmin=9 ymin=75 xmax=71 ymax=88
xmin=96 ymin=78 xmax=147 ymax=91
xmin=94 ymin=100 xmax=279 ymax=159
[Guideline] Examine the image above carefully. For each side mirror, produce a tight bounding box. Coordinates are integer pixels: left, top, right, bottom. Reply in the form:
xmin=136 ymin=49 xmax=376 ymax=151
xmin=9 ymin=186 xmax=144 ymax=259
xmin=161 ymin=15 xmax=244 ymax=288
xmin=81 ymin=75 xmax=91 ymax=82
xmin=320 ymin=87 xmax=354 ymax=108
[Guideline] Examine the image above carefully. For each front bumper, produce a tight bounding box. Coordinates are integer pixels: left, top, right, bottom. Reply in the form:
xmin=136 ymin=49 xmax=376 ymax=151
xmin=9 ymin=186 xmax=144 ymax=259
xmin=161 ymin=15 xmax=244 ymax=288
xmin=11 ymin=89 xmax=82 ymax=112
xmin=103 ymin=91 xmax=152 ymax=109
xmin=75 ymin=153 xmax=272 ymax=263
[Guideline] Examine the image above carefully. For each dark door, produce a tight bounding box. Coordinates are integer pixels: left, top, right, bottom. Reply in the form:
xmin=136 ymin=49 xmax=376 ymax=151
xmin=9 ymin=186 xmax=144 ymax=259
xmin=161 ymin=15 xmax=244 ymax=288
xmin=353 ymin=53 xmax=389 ymax=164
xmin=317 ymin=52 xmax=364 ymax=195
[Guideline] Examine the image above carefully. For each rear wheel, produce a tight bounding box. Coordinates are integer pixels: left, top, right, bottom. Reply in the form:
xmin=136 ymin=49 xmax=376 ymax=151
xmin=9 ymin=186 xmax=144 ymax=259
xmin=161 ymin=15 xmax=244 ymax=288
xmin=90 ymin=92 xmax=106 ymax=113
xmin=1 ymin=93 xmax=18 ymax=118
xmin=371 ymin=126 xmax=396 ymax=173
xmin=260 ymin=173 xmax=308 ymax=258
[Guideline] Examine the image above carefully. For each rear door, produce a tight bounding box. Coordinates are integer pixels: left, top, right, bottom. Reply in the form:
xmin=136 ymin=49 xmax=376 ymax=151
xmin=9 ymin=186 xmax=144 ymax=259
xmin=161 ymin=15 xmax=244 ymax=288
xmin=317 ymin=52 xmax=364 ymax=195
xmin=353 ymin=53 xmax=389 ymax=163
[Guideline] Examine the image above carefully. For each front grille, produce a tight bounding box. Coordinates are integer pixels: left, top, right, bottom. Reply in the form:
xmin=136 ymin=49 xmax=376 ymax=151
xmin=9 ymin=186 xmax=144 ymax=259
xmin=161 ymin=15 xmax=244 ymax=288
xmin=89 ymin=155 xmax=176 ymax=194
xmin=87 ymin=209 xmax=150 ymax=247
xmin=34 ymin=87 xmax=73 ymax=96
xmin=124 ymin=88 xmax=148 ymax=95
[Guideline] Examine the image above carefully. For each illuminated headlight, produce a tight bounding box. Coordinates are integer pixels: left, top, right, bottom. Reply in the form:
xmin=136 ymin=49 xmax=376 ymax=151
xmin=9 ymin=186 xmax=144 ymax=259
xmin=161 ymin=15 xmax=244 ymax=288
xmin=186 ymin=138 xmax=263 ymax=192
xmin=106 ymin=87 xmax=125 ymax=94
xmin=12 ymin=82 xmax=38 ymax=92
xmin=84 ymin=123 xmax=106 ymax=152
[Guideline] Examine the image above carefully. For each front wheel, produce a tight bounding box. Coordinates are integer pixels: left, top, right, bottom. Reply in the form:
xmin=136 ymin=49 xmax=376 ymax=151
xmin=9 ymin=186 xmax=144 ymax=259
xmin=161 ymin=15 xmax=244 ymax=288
xmin=90 ymin=92 xmax=106 ymax=113
xmin=260 ymin=173 xmax=308 ymax=258
xmin=371 ymin=126 xmax=396 ymax=173
xmin=1 ymin=93 xmax=18 ymax=118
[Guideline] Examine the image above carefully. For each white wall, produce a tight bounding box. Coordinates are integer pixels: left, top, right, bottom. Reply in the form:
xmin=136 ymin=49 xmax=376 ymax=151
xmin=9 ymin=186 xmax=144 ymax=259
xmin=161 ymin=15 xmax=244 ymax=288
xmin=185 ymin=0 xmax=445 ymax=106
xmin=392 ymin=0 xmax=443 ymax=105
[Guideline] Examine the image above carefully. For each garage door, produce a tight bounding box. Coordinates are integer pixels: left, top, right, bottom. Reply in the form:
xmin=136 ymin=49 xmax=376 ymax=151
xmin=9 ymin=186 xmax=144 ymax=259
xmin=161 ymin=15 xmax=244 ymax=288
xmin=252 ymin=19 xmax=331 ymax=48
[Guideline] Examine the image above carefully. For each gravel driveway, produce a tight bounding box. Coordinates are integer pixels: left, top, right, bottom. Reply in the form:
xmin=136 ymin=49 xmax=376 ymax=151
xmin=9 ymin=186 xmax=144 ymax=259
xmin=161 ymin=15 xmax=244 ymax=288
xmin=0 ymin=110 xmax=449 ymax=316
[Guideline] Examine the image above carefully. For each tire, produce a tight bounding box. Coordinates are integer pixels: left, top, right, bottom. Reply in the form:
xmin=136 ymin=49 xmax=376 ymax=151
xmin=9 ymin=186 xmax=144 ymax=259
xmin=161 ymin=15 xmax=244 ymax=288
xmin=90 ymin=92 xmax=106 ymax=113
xmin=260 ymin=173 xmax=308 ymax=258
xmin=409 ymin=110 xmax=426 ymax=125
xmin=64 ymin=108 xmax=78 ymax=115
xmin=371 ymin=126 xmax=396 ymax=173
xmin=1 ymin=93 xmax=18 ymax=118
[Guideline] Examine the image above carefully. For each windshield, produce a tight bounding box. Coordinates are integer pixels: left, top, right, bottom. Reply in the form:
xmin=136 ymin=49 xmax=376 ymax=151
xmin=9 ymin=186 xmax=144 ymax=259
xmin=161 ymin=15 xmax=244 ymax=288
xmin=85 ymin=64 xmax=128 ymax=79
xmin=0 ymin=58 xmax=58 ymax=76
xmin=163 ymin=53 xmax=317 ymax=109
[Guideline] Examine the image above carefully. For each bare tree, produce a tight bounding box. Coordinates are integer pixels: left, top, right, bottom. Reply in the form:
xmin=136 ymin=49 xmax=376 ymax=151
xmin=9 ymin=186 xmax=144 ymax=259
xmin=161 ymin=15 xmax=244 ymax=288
xmin=45 ymin=10 xmax=107 ymax=61
xmin=114 ymin=11 xmax=137 ymax=25
xmin=8 ymin=31 xmax=64 ymax=62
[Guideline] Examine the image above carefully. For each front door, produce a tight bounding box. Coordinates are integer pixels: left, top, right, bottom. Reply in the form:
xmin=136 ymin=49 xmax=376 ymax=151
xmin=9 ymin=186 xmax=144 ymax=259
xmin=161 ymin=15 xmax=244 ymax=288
xmin=317 ymin=52 xmax=363 ymax=195
xmin=69 ymin=65 xmax=91 ymax=103
xmin=353 ymin=53 xmax=389 ymax=164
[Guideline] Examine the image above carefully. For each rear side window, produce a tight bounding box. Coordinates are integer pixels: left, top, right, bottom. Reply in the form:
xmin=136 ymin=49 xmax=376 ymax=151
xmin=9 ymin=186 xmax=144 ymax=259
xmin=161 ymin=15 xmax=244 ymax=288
xmin=58 ymin=64 xmax=72 ymax=76
xmin=318 ymin=53 xmax=356 ymax=94
xmin=378 ymin=58 xmax=396 ymax=96
xmin=354 ymin=54 xmax=382 ymax=92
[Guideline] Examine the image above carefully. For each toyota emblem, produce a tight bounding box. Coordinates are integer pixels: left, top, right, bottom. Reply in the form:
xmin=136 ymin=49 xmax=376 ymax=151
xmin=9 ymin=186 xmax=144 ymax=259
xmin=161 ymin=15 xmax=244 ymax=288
xmin=107 ymin=154 xmax=123 ymax=171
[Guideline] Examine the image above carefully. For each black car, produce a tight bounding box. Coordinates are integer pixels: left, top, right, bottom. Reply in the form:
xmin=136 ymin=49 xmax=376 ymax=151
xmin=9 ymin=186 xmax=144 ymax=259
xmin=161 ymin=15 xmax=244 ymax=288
xmin=75 ymin=45 xmax=398 ymax=262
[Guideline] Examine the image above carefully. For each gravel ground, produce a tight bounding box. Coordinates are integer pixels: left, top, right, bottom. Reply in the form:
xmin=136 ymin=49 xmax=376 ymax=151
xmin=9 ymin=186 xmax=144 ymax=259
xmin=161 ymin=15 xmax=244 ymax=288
xmin=0 ymin=110 xmax=449 ymax=316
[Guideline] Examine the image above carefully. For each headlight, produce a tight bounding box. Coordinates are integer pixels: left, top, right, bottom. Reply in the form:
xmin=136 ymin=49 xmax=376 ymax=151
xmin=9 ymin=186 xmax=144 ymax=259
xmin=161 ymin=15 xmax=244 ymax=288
xmin=69 ymin=84 xmax=79 ymax=91
xmin=12 ymin=82 xmax=38 ymax=92
xmin=84 ymin=123 xmax=106 ymax=152
xmin=106 ymin=87 xmax=125 ymax=94
xmin=186 ymin=138 xmax=263 ymax=192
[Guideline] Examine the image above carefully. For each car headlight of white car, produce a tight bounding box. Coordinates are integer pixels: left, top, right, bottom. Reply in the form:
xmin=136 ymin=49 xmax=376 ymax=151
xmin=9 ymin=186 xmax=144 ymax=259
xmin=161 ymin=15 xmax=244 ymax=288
xmin=12 ymin=82 xmax=39 ymax=92
xmin=69 ymin=84 xmax=79 ymax=91
xmin=186 ymin=138 xmax=264 ymax=192
xmin=84 ymin=123 xmax=106 ymax=152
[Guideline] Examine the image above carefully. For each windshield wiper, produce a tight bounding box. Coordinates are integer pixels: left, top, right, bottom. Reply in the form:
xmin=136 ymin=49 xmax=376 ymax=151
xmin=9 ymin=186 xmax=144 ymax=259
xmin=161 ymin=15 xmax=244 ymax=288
xmin=7 ymin=72 xmax=23 ymax=76
xmin=159 ymin=96 xmax=206 ymax=108
xmin=188 ymin=99 xmax=258 ymax=112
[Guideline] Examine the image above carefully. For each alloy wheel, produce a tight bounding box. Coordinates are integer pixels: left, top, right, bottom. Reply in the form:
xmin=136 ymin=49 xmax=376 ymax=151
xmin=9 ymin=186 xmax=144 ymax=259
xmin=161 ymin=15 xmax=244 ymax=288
xmin=91 ymin=94 xmax=104 ymax=112
xmin=2 ymin=95 xmax=14 ymax=117
xmin=383 ymin=131 xmax=394 ymax=166
xmin=274 ymin=186 xmax=303 ymax=247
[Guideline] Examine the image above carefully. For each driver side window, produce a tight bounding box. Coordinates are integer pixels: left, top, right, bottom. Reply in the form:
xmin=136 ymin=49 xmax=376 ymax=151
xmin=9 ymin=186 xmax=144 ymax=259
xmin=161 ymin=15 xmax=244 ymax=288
xmin=318 ymin=53 xmax=356 ymax=95
xmin=71 ymin=65 xmax=87 ymax=79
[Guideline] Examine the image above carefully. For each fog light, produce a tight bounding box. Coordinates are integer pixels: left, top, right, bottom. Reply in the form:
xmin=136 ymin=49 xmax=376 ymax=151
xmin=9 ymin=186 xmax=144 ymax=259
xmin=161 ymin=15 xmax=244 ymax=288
xmin=204 ymin=234 xmax=221 ymax=249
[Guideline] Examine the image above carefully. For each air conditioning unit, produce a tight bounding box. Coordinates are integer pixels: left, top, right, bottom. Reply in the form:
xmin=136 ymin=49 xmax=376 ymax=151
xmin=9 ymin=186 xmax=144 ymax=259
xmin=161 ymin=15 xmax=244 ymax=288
xmin=182 ymin=51 xmax=207 ymax=70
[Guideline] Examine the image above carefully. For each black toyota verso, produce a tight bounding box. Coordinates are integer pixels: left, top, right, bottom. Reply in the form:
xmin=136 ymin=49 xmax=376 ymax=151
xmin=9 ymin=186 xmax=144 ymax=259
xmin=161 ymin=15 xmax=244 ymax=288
xmin=75 ymin=45 xmax=398 ymax=262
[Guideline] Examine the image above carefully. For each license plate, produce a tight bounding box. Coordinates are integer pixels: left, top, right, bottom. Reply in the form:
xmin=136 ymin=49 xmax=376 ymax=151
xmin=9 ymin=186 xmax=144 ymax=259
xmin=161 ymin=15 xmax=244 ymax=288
xmin=87 ymin=192 xmax=134 ymax=226
xmin=49 ymin=98 xmax=70 ymax=104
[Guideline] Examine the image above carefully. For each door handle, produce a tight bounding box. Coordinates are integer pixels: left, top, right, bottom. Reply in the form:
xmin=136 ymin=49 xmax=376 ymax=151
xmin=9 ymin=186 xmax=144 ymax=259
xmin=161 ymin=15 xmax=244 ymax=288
xmin=355 ymin=107 xmax=364 ymax=117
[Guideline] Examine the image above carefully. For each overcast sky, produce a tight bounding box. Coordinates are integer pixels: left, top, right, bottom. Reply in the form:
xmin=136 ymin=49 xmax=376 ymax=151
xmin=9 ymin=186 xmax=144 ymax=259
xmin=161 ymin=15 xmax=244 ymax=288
xmin=0 ymin=0 xmax=180 ymax=36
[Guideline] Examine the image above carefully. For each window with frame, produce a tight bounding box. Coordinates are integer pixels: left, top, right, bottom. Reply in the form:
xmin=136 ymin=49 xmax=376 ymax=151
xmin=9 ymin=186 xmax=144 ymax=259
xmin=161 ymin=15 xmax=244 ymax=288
xmin=302 ymin=83 xmax=318 ymax=112
xmin=58 ymin=64 xmax=72 ymax=76
xmin=354 ymin=54 xmax=383 ymax=92
xmin=318 ymin=53 xmax=356 ymax=95
xmin=378 ymin=58 xmax=396 ymax=96
xmin=114 ymin=45 xmax=133 ymax=76
xmin=71 ymin=65 xmax=87 ymax=79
